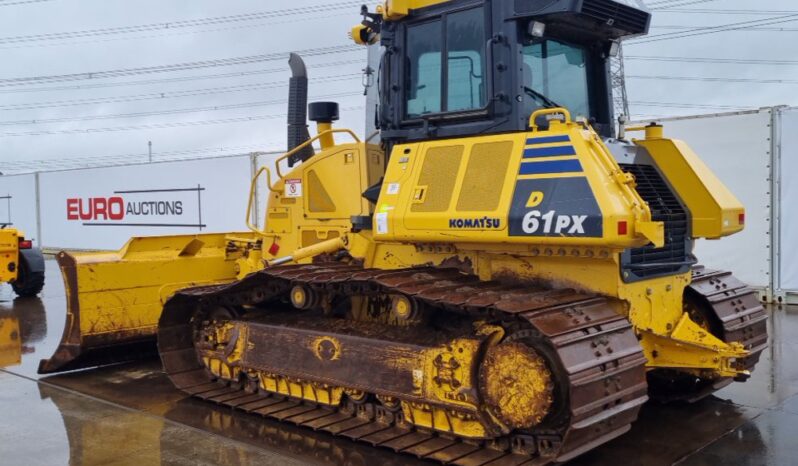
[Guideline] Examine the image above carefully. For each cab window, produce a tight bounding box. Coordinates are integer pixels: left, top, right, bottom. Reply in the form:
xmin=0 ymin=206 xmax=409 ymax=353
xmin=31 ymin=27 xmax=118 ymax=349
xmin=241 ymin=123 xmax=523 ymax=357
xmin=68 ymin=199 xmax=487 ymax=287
xmin=522 ymin=39 xmax=591 ymax=120
xmin=405 ymin=7 xmax=486 ymax=118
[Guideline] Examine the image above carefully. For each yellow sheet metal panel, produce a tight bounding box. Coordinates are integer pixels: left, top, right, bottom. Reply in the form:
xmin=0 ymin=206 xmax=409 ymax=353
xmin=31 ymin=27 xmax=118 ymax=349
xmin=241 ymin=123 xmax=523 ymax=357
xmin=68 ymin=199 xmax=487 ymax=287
xmin=375 ymin=123 xmax=661 ymax=249
xmin=300 ymin=144 xmax=365 ymax=220
xmin=67 ymin=232 xmax=255 ymax=339
xmin=384 ymin=0 xmax=450 ymax=19
xmin=261 ymin=142 xmax=383 ymax=262
xmin=0 ymin=229 xmax=19 ymax=283
xmin=306 ymin=169 xmax=337 ymax=213
xmin=637 ymin=138 xmax=745 ymax=239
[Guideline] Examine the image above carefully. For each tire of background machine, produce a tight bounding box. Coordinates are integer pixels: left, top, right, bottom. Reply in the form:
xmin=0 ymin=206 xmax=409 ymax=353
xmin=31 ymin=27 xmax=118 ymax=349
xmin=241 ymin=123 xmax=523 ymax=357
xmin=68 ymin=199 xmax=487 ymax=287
xmin=11 ymin=251 xmax=45 ymax=297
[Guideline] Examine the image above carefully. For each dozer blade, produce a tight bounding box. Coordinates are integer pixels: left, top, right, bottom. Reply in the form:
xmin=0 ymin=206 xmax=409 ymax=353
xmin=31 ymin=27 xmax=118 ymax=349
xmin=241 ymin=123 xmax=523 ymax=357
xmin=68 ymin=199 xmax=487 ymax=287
xmin=39 ymin=232 xmax=255 ymax=374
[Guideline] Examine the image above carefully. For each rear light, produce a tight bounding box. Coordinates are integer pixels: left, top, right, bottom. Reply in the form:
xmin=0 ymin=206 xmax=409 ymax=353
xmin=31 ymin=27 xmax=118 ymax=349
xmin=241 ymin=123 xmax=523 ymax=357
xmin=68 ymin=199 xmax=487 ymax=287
xmin=18 ymin=239 xmax=32 ymax=249
xmin=617 ymin=221 xmax=628 ymax=235
xmin=739 ymin=213 xmax=745 ymax=225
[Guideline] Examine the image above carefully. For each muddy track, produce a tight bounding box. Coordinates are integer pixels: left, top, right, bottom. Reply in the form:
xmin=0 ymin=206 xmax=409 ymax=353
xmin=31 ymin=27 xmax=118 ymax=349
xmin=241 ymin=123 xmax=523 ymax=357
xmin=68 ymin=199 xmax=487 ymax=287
xmin=689 ymin=267 xmax=769 ymax=370
xmin=656 ymin=267 xmax=769 ymax=403
xmin=157 ymin=263 xmax=649 ymax=465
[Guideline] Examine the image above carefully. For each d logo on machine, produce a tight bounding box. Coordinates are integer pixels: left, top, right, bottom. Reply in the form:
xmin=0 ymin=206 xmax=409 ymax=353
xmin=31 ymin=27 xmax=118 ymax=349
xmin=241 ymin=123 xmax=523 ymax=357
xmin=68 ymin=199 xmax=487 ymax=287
xmin=509 ymin=177 xmax=602 ymax=237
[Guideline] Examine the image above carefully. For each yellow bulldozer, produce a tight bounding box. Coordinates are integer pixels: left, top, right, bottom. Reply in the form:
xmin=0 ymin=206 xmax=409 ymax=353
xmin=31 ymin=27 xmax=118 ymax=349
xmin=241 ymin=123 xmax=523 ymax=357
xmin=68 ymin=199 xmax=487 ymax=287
xmin=40 ymin=1 xmax=767 ymax=463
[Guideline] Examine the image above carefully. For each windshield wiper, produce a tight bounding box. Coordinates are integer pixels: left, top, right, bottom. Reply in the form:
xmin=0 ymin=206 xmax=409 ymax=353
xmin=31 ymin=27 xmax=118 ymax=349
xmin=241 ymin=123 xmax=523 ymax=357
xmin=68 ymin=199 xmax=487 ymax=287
xmin=523 ymin=86 xmax=562 ymax=109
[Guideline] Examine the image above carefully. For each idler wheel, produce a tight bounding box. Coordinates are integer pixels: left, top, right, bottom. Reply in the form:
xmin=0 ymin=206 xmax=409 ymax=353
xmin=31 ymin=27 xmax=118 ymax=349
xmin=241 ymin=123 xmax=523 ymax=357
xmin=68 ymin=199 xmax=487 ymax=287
xmin=479 ymin=342 xmax=554 ymax=429
xmin=290 ymin=285 xmax=319 ymax=310
xmin=390 ymin=295 xmax=420 ymax=322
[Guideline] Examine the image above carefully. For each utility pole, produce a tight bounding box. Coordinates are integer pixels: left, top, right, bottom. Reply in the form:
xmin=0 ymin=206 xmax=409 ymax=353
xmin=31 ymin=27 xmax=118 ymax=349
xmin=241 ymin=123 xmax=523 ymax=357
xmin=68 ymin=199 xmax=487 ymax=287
xmin=148 ymin=141 xmax=153 ymax=163
xmin=610 ymin=41 xmax=630 ymax=121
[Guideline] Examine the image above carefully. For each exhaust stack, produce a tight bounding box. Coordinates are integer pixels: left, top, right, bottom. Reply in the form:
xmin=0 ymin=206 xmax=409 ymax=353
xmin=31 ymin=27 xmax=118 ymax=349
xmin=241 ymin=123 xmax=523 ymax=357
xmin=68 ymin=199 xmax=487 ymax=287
xmin=287 ymin=53 xmax=314 ymax=167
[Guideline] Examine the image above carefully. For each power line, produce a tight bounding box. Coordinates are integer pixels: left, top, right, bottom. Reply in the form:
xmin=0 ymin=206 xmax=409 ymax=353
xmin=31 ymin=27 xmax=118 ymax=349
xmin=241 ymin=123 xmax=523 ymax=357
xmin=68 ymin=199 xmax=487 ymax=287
xmin=648 ymin=0 xmax=719 ymax=10
xmin=0 ymin=58 xmax=364 ymax=94
xmin=659 ymin=8 xmax=798 ymax=15
xmin=0 ymin=12 xmax=355 ymax=51
xmin=0 ymin=91 xmax=363 ymax=125
xmin=0 ymin=106 xmax=365 ymax=137
xmin=628 ymin=74 xmax=798 ymax=84
xmin=0 ymin=74 xmax=359 ymax=110
xmin=0 ymin=0 xmax=54 ymax=6
xmin=7 ymin=144 xmax=267 ymax=166
xmin=626 ymin=55 xmax=798 ymax=65
xmin=652 ymin=25 xmax=798 ymax=32
xmin=630 ymin=101 xmax=755 ymax=110
xmin=2 ymin=144 xmax=283 ymax=173
xmin=635 ymin=13 xmax=798 ymax=40
xmin=628 ymin=14 xmax=798 ymax=44
xmin=0 ymin=44 xmax=360 ymax=87
xmin=0 ymin=2 xmax=363 ymax=45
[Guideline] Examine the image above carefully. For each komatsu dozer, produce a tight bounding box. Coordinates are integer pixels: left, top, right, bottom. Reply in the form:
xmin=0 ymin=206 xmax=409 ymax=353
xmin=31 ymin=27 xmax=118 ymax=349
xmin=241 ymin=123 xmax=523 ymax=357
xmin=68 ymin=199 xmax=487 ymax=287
xmin=40 ymin=0 xmax=768 ymax=463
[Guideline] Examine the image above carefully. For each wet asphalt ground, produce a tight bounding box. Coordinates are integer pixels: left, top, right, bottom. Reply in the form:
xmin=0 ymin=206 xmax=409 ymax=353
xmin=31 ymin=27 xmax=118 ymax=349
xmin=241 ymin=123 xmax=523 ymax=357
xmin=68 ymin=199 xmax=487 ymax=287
xmin=1 ymin=260 xmax=797 ymax=465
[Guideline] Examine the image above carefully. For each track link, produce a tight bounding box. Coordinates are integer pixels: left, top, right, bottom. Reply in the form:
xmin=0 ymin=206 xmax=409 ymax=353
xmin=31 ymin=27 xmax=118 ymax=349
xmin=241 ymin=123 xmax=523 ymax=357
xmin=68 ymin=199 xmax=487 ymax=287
xmin=689 ymin=267 xmax=769 ymax=371
xmin=158 ymin=264 xmax=648 ymax=465
xmin=650 ymin=267 xmax=769 ymax=403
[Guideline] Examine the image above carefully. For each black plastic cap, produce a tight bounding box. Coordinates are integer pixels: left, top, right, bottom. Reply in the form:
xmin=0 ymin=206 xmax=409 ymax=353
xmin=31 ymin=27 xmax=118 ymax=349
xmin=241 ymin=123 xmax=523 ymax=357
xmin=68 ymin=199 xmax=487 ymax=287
xmin=309 ymin=102 xmax=340 ymax=123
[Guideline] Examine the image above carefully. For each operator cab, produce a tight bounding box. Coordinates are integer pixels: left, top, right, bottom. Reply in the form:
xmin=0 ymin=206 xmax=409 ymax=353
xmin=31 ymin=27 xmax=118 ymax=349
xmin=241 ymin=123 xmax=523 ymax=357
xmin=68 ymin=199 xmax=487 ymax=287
xmin=373 ymin=0 xmax=650 ymax=147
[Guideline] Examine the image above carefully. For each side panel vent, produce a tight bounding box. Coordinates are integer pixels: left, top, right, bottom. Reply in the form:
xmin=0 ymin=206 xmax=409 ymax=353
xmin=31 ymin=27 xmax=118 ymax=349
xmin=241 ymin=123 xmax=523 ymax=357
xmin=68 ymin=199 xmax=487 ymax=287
xmin=457 ymin=142 xmax=513 ymax=212
xmin=411 ymin=146 xmax=464 ymax=213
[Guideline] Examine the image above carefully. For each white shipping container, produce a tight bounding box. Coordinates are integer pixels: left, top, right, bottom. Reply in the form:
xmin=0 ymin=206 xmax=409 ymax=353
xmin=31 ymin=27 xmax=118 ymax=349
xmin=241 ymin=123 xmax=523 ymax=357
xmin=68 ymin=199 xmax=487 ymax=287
xmin=777 ymin=107 xmax=798 ymax=298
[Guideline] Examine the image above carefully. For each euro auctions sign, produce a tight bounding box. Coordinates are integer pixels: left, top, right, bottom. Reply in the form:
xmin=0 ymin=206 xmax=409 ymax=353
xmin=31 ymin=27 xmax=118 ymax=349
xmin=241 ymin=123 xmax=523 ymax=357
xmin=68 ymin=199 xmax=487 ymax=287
xmin=37 ymin=156 xmax=253 ymax=250
xmin=66 ymin=186 xmax=206 ymax=229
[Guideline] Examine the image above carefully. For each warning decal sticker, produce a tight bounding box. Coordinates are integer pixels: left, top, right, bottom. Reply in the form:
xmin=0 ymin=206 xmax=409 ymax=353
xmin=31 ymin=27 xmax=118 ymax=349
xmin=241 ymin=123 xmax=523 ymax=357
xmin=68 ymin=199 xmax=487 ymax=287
xmin=285 ymin=179 xmax=302 ymax=198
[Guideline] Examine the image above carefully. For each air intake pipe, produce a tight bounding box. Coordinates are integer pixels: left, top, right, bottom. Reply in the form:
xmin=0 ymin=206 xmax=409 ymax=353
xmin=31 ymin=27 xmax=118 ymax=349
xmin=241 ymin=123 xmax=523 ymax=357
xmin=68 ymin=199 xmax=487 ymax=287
xmin=287 ymin=53 xmax=314 ymax=167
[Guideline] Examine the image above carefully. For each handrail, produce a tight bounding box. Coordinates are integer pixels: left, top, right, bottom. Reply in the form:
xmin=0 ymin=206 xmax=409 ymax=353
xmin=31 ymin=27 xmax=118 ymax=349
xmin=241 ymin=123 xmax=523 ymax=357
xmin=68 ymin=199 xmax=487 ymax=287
xmin=274 ymin=128 xmax=361 ymax=178
xmin=246 ymin=127 xmax=362 ymax=233
xmin=245 ymin=165 xmax=276 ymax=234
xmin=529 ymin=107 xmax=573 ymax=131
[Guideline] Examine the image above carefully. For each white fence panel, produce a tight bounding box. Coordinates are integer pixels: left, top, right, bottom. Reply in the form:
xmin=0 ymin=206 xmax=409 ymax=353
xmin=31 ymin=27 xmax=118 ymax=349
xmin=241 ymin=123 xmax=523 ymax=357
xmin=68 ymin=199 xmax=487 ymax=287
xmin=38 ymin=156 xmax=253 ymax=250
xmin=779 ymin=107 xmax=798 ymax=294
xmin=0 ymin=174 xmax=39 ymax=242
xmin=654 ymin=110 xmax=772 ymax=288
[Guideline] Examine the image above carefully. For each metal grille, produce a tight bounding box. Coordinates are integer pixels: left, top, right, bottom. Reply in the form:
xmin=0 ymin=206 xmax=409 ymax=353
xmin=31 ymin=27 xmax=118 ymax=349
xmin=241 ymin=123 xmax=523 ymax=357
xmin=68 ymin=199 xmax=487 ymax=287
xmin=456 ymin=141 xmax=513 ymax=212
xmin=411 ymin=145 xmax=464 ymax=213
xmin=620 ymin=163 xmax=689 ymax=279
xmin=581 ymin=0 xmax=650 ymax=34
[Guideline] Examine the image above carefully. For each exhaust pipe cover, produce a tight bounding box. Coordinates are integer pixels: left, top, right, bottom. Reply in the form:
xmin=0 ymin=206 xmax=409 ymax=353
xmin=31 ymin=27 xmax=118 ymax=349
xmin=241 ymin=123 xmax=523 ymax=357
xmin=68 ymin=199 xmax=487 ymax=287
xmin=287 ymin=53 xmax=314 ymax=167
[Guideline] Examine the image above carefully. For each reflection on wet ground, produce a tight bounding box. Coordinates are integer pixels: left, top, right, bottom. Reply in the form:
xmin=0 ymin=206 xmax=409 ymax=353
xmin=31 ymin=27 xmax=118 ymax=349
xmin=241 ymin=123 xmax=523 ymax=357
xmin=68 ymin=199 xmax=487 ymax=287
xmin=1 ymin=260 xmax=798 ymax=465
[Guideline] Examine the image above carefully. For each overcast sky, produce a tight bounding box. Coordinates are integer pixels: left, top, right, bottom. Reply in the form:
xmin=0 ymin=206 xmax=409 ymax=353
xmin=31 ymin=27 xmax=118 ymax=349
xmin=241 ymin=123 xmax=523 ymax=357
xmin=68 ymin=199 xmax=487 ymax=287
xmin=0 ymin=0 xmax=795 ymax=171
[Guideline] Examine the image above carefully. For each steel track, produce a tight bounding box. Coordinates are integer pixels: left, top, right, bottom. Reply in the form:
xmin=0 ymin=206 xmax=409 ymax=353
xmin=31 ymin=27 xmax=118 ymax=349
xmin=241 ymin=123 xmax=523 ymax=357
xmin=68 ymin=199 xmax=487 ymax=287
xmin=649 ymin=267 xmax=769 ymax=403
xmin=158 ymin=263 xmax=649 ymax=465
